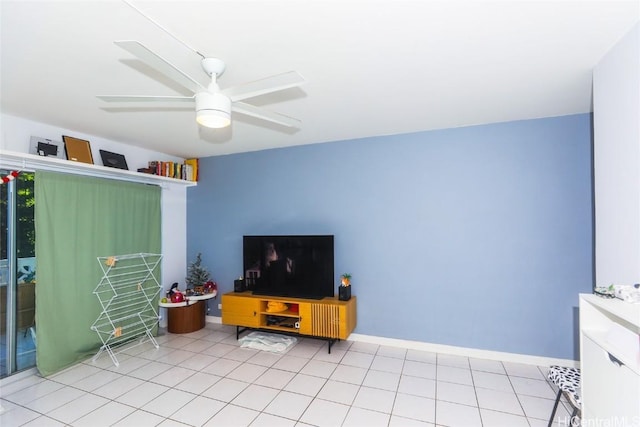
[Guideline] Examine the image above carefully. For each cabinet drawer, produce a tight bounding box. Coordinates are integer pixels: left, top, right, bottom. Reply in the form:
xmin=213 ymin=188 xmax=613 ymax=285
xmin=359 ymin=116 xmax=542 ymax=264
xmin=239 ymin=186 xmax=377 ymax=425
xmin=582 ymin=334 xmax=640 ymax=424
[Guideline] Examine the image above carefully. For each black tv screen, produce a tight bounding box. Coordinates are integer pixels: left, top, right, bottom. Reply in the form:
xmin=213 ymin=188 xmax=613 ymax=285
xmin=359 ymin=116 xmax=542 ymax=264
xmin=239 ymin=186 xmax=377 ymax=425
xmin=243 ymin=235 xmax=335 ymax=299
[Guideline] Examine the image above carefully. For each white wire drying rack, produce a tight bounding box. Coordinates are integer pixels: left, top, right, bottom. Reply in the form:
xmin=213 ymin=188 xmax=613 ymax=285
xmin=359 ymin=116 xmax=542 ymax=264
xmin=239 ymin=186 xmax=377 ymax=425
xmin=91 ymin=253 xmax=163 ymax=366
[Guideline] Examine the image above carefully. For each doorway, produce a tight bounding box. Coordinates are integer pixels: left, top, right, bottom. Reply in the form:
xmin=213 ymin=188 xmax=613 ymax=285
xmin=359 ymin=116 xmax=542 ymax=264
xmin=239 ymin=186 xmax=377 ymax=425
xmin=0 ymin=170 xmax=36 ymax=378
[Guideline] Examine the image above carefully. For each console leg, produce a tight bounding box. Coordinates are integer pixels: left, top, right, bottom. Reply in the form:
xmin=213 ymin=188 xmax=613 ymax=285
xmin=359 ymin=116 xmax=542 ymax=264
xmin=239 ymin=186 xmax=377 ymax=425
xmin=235 ymin=326 xmax=250 ymax=340
xmin=327 ymin=338 xmax=337 ymax=354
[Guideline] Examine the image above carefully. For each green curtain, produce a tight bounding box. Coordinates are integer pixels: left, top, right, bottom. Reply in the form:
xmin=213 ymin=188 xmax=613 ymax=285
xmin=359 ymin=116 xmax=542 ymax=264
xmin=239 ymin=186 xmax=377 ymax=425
xmin=35 ymin=171 xmax=161 ymax=376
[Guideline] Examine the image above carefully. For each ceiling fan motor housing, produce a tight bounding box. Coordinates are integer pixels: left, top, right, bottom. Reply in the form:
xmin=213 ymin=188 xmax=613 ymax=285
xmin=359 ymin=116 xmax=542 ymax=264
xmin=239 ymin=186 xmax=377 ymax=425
xmin=196 ymin=92 xmax=231 ymax=128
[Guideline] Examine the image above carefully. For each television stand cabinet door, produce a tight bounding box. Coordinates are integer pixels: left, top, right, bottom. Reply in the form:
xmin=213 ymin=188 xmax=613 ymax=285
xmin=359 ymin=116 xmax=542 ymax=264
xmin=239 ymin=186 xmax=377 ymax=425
xmin=298 ymin=296 xmax=356 ymax=340
xmin=221 ymin=292 xmax=262 ymax=329
xmin=221 ymin=292 xmax=357 ymax=352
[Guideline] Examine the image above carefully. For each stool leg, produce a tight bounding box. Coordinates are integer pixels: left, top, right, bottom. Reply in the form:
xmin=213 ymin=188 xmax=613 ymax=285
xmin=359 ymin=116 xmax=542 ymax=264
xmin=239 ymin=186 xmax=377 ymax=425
xmin=548 ymin=389 xmax=562 ymax=427
xmin=569 ymin=407 xmax=579 ymax=426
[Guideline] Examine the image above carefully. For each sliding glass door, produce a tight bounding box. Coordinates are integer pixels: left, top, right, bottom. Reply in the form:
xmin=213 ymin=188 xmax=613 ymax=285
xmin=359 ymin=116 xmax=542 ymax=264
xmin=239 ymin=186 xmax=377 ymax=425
xmin=0 ymin=170 xmax=36 ymax=378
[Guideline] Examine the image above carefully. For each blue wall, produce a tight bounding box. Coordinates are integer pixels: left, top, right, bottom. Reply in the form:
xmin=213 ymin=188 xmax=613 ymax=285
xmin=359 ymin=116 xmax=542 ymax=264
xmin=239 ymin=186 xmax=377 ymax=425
xmin=187 ymin=114 xmax=593 ymax=360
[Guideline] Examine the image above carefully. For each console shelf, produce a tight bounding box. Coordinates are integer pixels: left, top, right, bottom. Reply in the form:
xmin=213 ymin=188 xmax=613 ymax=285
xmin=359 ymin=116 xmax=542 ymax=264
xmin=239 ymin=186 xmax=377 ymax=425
xmin=221 ymin=292 xmax=357 ymax=353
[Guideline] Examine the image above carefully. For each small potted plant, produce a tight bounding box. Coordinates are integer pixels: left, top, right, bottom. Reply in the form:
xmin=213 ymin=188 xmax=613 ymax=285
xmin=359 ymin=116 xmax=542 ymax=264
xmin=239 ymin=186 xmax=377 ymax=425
xmin=186 ymin=253 xmax=217 ymax=295
xmin=339 ymin=273 xmax=351 ymax=301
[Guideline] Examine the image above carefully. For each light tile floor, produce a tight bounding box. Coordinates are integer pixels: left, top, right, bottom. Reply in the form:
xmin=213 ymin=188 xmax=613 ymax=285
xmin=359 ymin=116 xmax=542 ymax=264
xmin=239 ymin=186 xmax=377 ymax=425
xmin=0 ymin=323 xmax=577 ymax=426
xmin=0 ymin=327 xmax=37 ymax=377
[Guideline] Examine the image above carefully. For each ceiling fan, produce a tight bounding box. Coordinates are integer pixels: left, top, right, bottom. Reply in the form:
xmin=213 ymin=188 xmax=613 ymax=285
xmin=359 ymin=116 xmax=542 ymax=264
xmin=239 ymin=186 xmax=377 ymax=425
xmin=97 ymin=40 xmax=305 ymax=129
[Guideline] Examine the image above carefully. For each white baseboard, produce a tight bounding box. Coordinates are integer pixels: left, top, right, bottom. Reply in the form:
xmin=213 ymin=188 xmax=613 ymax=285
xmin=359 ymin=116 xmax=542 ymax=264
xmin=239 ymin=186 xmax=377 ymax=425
xmin=206 ymin=315 xmax=222 ymax=324
xmin=205 ymin=315 xmax=578 ymax=368
xmin=348 ymin=333 xmax=578 ymax=368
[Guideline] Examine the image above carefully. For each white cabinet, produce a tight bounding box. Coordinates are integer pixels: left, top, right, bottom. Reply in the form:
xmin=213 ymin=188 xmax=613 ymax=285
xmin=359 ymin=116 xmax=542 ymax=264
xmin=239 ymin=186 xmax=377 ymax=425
xmin=579 ymin=294 xmax=640 ymax=424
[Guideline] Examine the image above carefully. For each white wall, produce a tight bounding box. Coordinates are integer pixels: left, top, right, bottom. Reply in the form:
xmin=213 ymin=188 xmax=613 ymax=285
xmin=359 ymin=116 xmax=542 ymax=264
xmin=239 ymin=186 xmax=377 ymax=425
xmin=0 ymin=114 xmax=181 ymax=169
xmin=0 ymin=113 xmax=190 ymax=325
xmin=593 ymin=23 xmax=640 ymax=285
xmin=159 ymin=183 xmax=187 ymax=326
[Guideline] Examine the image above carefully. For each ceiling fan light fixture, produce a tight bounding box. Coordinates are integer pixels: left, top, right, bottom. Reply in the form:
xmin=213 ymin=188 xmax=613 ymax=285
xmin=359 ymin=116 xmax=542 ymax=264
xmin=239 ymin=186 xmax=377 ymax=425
xmin=196 ymin=92 xmax=231 ymax=128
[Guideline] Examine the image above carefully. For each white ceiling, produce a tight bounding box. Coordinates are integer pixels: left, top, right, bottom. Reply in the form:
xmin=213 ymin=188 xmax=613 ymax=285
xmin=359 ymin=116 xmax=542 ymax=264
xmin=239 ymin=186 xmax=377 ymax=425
xmin=1 ymin=1 xmax=638 ymax=159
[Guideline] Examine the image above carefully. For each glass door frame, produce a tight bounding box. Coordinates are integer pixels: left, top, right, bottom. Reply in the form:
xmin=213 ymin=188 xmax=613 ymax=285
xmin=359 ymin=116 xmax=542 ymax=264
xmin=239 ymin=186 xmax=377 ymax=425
xmin=1 ymin=170 xmax=36 ymax=379
xmin=2 ymin=174 xmax=18 ymax=376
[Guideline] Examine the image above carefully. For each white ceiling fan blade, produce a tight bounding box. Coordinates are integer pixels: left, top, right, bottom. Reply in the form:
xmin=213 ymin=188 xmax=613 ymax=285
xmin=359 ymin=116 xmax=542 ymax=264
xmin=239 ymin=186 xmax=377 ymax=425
xmin=232 ymin=102 xmax=301 ymax=128
xmin=223 ymin=71 xmax=305 ymax=102
xmin=114 ymin=40 xmax=204 ymax=94
xmin=97 ymin=95 xmax=195 ymax=103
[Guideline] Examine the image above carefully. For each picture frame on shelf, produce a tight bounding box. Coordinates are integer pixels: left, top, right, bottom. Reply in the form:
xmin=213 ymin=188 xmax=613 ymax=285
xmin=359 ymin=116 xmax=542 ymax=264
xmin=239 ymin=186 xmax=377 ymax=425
xmin=63 ymin=135 xmax=94 ymax=164
xmin=29 ymin=136 xmax=66 ymax=159
xmin=99 ymin=149 xmax=129 ymax=170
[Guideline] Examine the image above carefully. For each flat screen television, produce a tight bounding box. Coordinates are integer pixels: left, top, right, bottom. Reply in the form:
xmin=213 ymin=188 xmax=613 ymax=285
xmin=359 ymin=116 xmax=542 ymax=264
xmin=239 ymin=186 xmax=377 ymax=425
xmin=243 ymin=235 xmax=335 ymax=299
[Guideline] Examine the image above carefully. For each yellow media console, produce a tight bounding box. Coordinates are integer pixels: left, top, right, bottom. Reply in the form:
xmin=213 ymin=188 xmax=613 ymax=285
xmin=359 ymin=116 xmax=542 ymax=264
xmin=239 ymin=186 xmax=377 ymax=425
xmin=221 ymin=291 xmax=357 ymax=352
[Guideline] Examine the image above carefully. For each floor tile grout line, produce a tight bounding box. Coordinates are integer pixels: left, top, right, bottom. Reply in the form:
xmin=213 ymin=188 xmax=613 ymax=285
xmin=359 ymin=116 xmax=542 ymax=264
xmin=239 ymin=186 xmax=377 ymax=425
xmin=1 ymin=325 xmax=570 ymax=427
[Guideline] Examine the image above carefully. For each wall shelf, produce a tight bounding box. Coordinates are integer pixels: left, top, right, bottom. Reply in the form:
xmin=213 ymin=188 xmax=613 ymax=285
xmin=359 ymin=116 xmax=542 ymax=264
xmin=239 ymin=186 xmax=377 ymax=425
xmin=0 ymin=150 xmax=196 ymax=187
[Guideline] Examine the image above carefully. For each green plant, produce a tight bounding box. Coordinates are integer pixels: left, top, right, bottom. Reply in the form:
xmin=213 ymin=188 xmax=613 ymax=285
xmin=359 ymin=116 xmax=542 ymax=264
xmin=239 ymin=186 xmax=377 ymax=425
xmin=340 ymin=273 xmax=351 ymax=286
xmin=0 ymin=172 xmax=35 ymax=259
xmin=186 ymin=253 xmax=211 ymax=288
